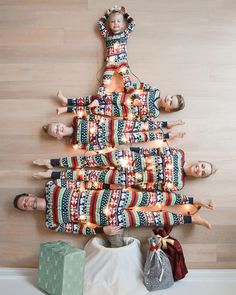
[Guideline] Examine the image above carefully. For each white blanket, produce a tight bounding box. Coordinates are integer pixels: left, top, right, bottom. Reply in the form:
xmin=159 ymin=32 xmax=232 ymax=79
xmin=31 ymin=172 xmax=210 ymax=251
xmin=84 ymin=237 xmax=150 ymax=295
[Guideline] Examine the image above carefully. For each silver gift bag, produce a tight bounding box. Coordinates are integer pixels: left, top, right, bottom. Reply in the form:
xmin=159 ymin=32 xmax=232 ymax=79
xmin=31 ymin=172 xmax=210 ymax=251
xmin=144 ymin=237 xmax=174 ymax=291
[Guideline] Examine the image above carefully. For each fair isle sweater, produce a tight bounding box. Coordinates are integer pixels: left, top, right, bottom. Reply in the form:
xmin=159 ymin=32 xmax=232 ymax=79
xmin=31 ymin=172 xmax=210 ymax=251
xmin=71 ymin=115 xmax=168 ymax=151
xmin=97 ymin=11 xmax=135 ymax=63
xmin=45 ymin=179 xmax=192 ymax=236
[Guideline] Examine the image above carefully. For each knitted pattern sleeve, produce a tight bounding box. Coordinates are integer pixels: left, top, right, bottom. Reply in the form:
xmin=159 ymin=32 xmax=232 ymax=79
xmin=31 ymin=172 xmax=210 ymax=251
xmin=123 ymin=12 xmax=135 ymax=35
xmin=97 ymin=12 xmax=109 ymax=38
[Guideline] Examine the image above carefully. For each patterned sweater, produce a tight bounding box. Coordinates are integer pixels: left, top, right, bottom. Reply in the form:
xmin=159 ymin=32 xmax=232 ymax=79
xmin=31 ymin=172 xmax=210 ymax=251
xmin=71 ymin=114 xmax=168 ymax=151
xmin=98 ymin=11 xmax=135 ymax=64
xmin=45 ymin=179 xmax=192 ymax=235
xmin=55 ymin=147 xmax=186 ymax=191
xmin=94 ymin=82 xmax=160 ymax=120
xmin=67 ymin=82 xmax=160 ymax=121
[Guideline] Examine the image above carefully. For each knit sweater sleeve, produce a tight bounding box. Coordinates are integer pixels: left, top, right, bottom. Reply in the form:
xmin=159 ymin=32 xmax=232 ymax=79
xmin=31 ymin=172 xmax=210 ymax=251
xmin=130 ymin=147 xmax=160 ymax=156
xmin=97 ymin=13 xmax=109 ymax=38
xmin=132 ymin=182 xmax=165 ymax=192
xmin=46 ymin=220 xmax=97 ymax=235
xmin=124 ymin=12 xmax=135 ymax=35
xmin=139 ymin=147 xmax=178 ymax=156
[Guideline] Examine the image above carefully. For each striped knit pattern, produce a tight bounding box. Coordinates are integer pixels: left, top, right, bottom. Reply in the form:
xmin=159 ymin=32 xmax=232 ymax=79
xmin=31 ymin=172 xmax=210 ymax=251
xmin=97 ymin=12 xmax=135 ymax=60
xmin=56 ymin=147 xmax=185 ymax=191
xmin=45 ymin=180 xmax=190 ymax=235
xmin=71 ymin=115 xmax=167 ymax=150
xmin=66 ymin=83 xmax=160 ymax=120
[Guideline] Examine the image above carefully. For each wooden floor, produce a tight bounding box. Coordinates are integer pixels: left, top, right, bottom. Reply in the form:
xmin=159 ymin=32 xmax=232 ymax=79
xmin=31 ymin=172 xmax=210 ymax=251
xmin=0 ymin=0 xmax=236 ymax=269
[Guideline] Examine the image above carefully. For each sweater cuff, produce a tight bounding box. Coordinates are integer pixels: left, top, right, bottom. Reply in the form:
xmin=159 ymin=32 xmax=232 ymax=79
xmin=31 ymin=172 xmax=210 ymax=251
xmin=103 ymin=184 xmax=110 ymax=189
xmin=94 ymin=227 xmax=104 ymax=234
xmin=51 ymin=171 xmax=61 ymax=179
xmin=184 ymin=216 xmax=192 ymax=224
xmin=50 ymin=159 xmax=60 ymax=167
xmin=188 ymin=197 xmax=194 ymax=204
xmin=130 ymin=147 xmax=140 ymax=153
xmin=164 ymin=133 xmax=169 ymax=139
xmin=162 ymin=121 xmax=168 ymax=128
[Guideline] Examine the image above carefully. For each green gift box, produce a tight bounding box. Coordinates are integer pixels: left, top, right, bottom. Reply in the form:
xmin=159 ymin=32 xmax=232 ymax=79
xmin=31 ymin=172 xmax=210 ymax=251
xmin=37 ymin=240 xmax=85 ymax=295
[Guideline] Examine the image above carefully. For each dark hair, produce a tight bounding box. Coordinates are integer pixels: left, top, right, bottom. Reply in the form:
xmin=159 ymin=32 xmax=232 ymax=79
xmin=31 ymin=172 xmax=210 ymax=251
xmin=173 ymin=95 xmax=185 ymax=112
xmin=13 ymin=193 xmax=28 ymax=211
xmin=42 ymin=124 xmax=49 ymax=133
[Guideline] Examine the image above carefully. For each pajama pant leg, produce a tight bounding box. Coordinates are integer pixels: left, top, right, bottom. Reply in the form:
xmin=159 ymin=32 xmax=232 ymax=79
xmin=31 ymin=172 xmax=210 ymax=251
xmin=118 ymin=65 xmax=133 ymax=91
xmin=92 ymin=104 xmax=114 ymax=117
xmin=52 ymin=169 xmax=128 ymax=185
xmin=124 ymin=191 xmax=193 ymax=209
xmin=66 ymin=106 xmax=89 ymax=116
xmin=106 ymin=190 xmax=193 ymax=228
xmin=67 ymin=96 xmax=95 ymax=106
xmin=54 ymin=150 xmax=127 ymax=169
xmin=98 ymin=69 xmax=116 ymax=97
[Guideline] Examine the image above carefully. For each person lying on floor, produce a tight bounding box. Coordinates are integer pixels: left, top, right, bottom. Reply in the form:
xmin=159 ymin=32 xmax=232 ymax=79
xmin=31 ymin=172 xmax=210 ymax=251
xmin=97 ymin=6 xmax=135 ymax=95
xmin=56 ymin=84 xmax=185 ymax=121
xmin=42 ymin=115 xmax=185 ymax=151
xmin=13 ymin=179 xmax=213 ymax=241
xmin=33 ymin=146 xmax=216 ymax=192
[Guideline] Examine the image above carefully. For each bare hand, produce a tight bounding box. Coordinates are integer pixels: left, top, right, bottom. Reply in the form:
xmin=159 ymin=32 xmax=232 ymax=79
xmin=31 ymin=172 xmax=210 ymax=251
xmin=169 ymin=131 xmax=186 ymax=139
xmin=103 ymin=225 xmax=123 ymax=236
xmin=106 ymin=8 xmax=112 ymax=15
xmin=120 ymin=6 xmax=126 ymax=14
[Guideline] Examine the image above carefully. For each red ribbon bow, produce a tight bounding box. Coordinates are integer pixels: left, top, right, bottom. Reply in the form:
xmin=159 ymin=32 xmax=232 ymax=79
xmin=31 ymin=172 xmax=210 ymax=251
xmin=150 ymin=244 xmax=159 ymax=251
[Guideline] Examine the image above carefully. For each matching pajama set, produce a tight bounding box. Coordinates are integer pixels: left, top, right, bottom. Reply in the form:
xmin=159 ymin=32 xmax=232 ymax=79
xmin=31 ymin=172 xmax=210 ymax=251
xmin=97 ymin=11 xmax=135 ymax=96
xmin=71 ymin=115 xmax=169 ymax=150
xmin=66 ymin=82 xmax=160 ymax=120
xmin=45 ymin=179 xmax=192 ymax=236
xmin=50 ymin=147 xmax=185 ymax=192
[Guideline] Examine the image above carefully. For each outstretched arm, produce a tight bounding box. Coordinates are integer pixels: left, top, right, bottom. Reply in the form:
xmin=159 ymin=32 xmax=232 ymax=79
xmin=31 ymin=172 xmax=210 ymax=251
xmin=46 ymin=219 xmax=99 ymax=235
xmin=97 ymin=10 xmax=110 ymax=38
xmin=122 ymin=6 xmax=135 ymax=35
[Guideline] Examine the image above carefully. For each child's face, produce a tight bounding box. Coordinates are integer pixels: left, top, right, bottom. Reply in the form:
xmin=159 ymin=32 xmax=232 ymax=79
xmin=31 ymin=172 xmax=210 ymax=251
xmin=48 ymin=122 xmax=66 ymax=140
xmin=109 ymin=13 xmax=125 ymax=33
xmin=162 ymin=95 xmax=179 ymax=112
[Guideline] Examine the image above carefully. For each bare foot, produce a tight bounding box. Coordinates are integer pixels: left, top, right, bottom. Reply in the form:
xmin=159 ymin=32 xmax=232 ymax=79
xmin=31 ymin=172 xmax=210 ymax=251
xmin=57 ymin=107 xmax=67 ymax=115
xmin=33 ymin=159 xmax=52 ymax=169
xmin=169 ymin=131 xmax=186 ymax=139
xmin=191 ymin=212 xmax=212 ymax=229
xmin=33 ymin=170 xmax=52 ymax=179
xmin=89 ymin=100 xmax=100 ymax=108
xmin=194 ymin=199 xmax=214 ymax=210
xmin=57 ymin=90 xmax=67 ymax=106
xmin=167 ymin=120 xmax=185 ymax=129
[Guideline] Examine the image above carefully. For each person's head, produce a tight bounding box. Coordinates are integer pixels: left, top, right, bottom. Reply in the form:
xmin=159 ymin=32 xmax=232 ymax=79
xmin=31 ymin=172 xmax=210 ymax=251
xmin=161 ymin=95 xmax=185 ymax=112
xmin=109 ymin=11 xmax=125 ymax=33
xmin=43 ymin=122 xmax=67 ymax=140
xmin=13 ymin=193 xmax=38 ymax=211
xmin=186 ymin=161 xmax=216 ymax=178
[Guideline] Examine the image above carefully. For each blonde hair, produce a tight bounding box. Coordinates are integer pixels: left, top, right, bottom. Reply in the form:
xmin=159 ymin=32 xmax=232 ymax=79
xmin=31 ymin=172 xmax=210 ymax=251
xmin=205 ymin=161 xmax=217 ymax=177
xmin=42 ymin=123 xmax=56 ymax=137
